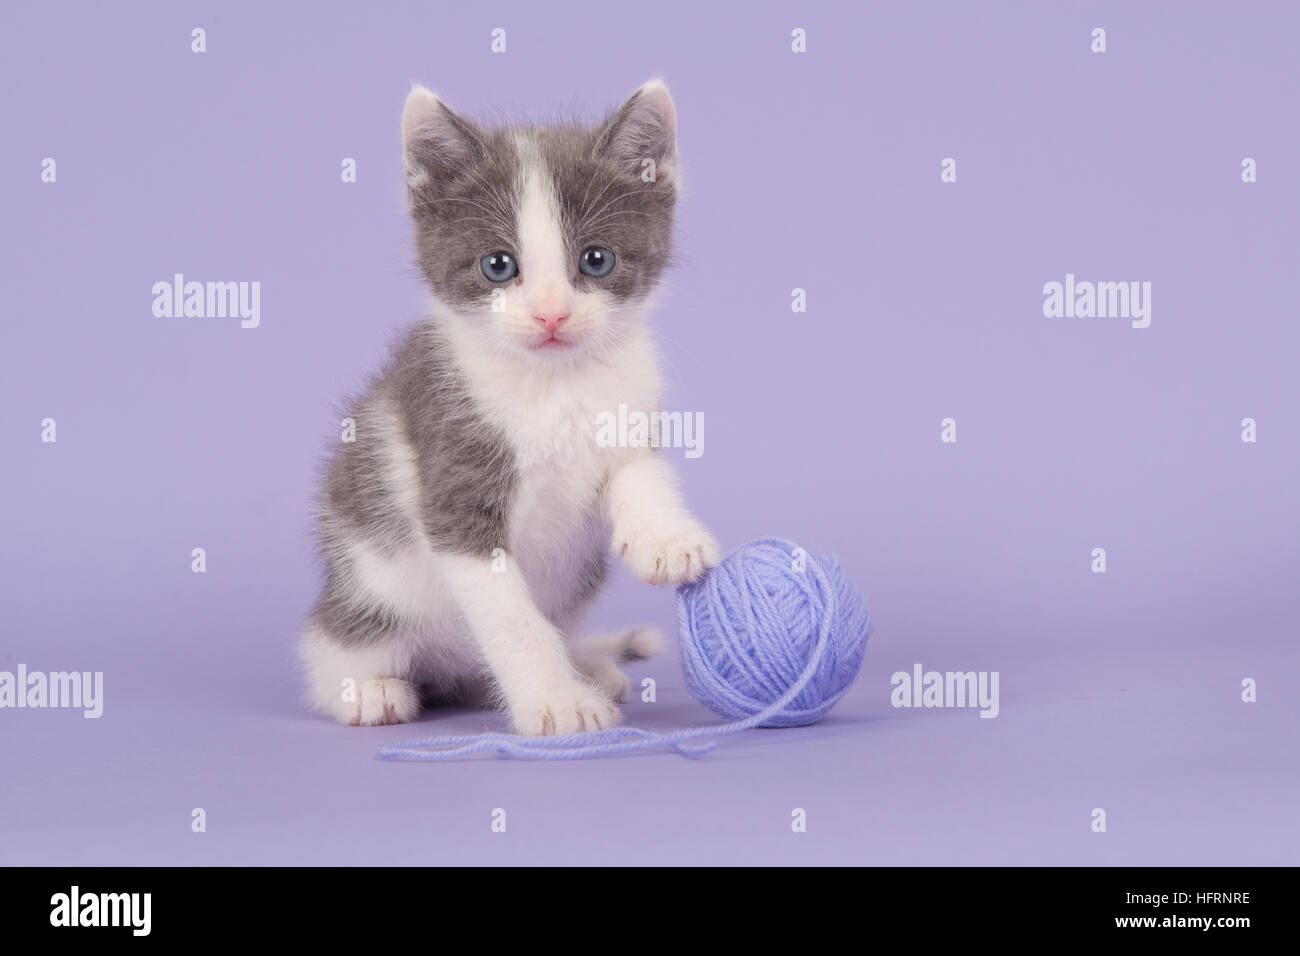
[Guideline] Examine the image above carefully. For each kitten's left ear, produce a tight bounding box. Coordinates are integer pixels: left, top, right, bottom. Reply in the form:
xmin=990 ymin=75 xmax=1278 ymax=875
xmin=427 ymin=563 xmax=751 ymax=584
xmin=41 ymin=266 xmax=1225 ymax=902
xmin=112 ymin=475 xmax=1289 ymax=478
xmin=402 ymin=84 xmax=483 ymax=196
xmin=594 ymin=79 xmax=678 ymax=183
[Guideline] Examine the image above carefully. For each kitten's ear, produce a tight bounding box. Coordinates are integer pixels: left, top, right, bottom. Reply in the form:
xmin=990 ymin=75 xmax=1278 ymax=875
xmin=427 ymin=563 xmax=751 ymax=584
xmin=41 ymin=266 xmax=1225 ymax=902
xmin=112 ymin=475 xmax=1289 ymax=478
xmin=402 ymin=85 xmax=482 ymax=194
xmin=594 ymin=79 xmax=678 ymax=182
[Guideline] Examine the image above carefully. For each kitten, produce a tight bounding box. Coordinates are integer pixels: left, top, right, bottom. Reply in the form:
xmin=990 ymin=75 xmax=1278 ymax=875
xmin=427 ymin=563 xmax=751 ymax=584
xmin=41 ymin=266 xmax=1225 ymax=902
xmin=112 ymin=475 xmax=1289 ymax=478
xmin=299 ymin=80 xmax=720 ymax=734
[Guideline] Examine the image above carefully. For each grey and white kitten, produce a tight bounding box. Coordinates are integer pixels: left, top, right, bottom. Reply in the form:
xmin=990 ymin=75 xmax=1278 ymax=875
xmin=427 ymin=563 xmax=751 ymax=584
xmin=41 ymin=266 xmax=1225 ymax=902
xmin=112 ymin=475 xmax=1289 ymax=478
xmin=299 ymin=80 xmax=720 ymax=734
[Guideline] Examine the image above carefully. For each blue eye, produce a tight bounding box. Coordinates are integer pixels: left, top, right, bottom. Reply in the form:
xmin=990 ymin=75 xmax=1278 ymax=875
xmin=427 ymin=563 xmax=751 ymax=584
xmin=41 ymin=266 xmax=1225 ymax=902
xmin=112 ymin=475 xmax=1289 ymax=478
xmin=480 ymin=252 xmax=518 ymax=282
xmin=578 ymin=247 xmax=616 ymax=278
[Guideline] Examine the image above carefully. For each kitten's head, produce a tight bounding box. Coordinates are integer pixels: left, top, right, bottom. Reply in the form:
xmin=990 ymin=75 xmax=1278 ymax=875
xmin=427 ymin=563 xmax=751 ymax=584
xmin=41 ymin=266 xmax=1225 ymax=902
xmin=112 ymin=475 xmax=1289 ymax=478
xmin=401 ymin=81 xmax=678 ymax=362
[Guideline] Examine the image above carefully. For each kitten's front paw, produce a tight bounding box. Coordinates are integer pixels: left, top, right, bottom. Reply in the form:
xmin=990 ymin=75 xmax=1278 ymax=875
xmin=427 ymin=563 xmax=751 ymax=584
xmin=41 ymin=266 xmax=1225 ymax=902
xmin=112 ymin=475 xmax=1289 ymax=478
xmin=510 ymin=684 xmax=621 ymax=736
xmin=616 ymin=520 xmax=721 ymax=585
xmin=345 ymin=677 xmax=420 ymax=726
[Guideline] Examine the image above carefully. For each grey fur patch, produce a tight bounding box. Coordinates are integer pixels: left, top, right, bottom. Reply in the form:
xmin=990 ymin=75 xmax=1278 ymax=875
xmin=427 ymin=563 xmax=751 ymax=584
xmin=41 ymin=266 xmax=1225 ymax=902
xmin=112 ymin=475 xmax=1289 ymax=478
xmin=385 ymin=325 xmax=517 ymax=555
xmin=307 ymin=573 xmax=405 ymax=647
xmin=321 ymin=323 xmax=516 ymax=559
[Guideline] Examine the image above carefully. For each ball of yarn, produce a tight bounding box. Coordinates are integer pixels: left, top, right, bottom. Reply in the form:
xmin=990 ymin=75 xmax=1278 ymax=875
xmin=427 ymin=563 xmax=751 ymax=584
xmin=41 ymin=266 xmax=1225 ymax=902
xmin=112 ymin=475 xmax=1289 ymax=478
xmin=676 ymin=537 xmax=872 ymax=728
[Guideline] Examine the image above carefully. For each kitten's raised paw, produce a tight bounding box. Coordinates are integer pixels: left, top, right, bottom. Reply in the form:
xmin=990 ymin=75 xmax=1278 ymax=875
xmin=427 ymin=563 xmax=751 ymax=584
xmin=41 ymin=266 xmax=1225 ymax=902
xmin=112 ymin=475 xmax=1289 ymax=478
xmin=511 ymin=685 xmax=621 ymax=736
xmin=348 ymin=677 xmax=420 ymax=726
xmin=617 ymin=521 xmax=721 ymax=585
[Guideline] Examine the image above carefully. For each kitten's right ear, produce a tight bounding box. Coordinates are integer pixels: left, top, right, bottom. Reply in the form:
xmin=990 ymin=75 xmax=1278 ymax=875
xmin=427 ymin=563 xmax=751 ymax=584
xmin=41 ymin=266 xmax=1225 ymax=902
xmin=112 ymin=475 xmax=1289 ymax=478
xmin=594 ymin=80 xmax=678 ymax=183
xmin=402 ymin=85 xmax=482 ymax=194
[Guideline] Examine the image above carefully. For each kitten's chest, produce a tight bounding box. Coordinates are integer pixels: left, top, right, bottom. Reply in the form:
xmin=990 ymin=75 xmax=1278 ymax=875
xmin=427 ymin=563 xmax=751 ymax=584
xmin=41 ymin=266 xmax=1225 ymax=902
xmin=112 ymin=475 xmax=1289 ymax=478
xmin=500 ymin=373 xmax=651 ymax=563
xmin=500 ymin=362 xmax=656 ymax=501
xmin=500 ymin=395 xmax=615 ymax=619
xmin=457 ymin=337 xmax=661 ymax=562
xmin=508 ymin=396 xmax=611 ymax=529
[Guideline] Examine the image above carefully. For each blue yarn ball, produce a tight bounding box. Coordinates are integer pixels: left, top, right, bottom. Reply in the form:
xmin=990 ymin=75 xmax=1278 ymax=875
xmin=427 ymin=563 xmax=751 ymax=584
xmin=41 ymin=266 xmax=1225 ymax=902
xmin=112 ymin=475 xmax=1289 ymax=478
xmin=676 ymin=538 xmax=872 ymax=728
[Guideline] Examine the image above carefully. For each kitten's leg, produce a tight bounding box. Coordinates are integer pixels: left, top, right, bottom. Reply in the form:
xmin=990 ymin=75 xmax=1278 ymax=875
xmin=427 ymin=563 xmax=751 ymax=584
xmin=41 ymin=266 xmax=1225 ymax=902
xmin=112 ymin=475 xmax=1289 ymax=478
xmin=299 ymin=604 xmax=421 ymax=727
xmin=439 ymin=551 xmax=620 ymax=735
xmin=607 ymin=454 xmax=721 ymax=585
xmin=570 ymin=628 xmax=664 ymax=702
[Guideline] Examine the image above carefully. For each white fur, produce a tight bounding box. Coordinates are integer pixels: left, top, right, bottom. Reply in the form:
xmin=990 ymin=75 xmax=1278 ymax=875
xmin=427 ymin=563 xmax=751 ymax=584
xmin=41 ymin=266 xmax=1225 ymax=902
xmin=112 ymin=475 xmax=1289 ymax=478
xmin=513 ymin=136 xmax=571 ymax=322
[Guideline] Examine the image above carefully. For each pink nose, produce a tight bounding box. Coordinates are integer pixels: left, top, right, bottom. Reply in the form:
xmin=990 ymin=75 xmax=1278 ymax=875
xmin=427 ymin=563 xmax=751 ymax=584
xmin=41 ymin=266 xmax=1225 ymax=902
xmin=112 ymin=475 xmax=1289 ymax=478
xmin=532 ymin=312 xmax=569 ymax=333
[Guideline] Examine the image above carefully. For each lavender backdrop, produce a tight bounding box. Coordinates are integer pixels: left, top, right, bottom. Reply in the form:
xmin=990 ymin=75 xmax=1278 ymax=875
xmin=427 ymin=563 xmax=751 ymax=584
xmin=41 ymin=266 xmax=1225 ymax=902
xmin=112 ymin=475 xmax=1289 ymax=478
xmin=2 ymin=0 xmax=1297 ymax=866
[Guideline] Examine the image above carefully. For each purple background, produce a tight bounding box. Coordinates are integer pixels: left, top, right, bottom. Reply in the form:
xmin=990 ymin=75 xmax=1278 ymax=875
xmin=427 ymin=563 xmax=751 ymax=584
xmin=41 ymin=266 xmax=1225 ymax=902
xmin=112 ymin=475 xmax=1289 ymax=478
xmin=2 ymin=0 xmax=1297 ymax=865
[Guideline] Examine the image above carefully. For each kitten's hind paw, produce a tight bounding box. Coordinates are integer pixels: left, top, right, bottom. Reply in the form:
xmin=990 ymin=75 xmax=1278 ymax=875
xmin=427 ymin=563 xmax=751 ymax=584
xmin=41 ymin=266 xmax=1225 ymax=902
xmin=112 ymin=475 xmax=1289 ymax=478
xmin=573 ymin=654 xmax=631 ymax=702
xmin=349 ymin=677 xmax=420 ymax=727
